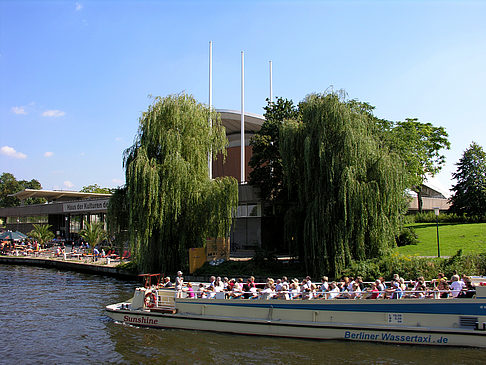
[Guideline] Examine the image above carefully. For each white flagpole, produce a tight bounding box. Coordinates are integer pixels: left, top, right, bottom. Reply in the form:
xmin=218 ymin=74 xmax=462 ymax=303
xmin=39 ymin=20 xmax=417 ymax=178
xmin=269 ymin=60 xmax=273 ymax=102
xmin=240 ymin=51 xmax=245 ymax=183
xmin=208 ymin=41 xmax=213 ymax=179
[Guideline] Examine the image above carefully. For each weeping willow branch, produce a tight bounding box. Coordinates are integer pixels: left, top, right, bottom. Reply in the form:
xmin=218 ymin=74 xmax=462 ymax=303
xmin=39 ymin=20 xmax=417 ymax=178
xmin=122 ymin=94 xmax=238 ymax=273
xmin=280 ymin=93 xmax=407 ymax=277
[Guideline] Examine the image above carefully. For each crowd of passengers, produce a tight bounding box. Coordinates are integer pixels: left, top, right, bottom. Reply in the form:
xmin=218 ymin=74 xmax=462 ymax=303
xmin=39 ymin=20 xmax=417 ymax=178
xmin=162 ymin=271 xmax=476 ymax=300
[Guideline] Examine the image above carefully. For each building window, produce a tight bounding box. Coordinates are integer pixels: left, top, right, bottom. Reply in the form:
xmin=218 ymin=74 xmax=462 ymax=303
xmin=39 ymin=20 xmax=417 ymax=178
xmin=70 ymin=215 xmax=82 ymax=233
xmin=7 ymin=215 xmax=48 ymax=224
xmin=235 ymin=203 xmax=261 ymax=217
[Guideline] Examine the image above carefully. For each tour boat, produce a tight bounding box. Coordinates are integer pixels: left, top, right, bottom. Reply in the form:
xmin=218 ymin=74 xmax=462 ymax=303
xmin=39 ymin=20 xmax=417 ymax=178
xmin=105 ymin=276 xmax=486 ymax=348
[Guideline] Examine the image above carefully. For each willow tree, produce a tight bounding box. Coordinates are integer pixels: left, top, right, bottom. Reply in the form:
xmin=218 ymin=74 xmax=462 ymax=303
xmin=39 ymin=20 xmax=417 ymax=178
xmin=123 ymin=94 xmax=238 ymax=273
xmin=280 ymin=93 xmax=408 ymax=277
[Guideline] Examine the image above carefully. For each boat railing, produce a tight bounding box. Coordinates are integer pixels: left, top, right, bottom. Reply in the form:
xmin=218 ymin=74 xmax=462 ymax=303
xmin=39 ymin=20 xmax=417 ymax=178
xmin=172 ymin=288 xmax=477 ymax=301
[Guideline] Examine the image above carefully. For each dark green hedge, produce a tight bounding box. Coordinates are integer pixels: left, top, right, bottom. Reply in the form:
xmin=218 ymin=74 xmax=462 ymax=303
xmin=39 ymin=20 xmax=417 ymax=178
xmin=341 ymin=250 xmax=486 ymax=281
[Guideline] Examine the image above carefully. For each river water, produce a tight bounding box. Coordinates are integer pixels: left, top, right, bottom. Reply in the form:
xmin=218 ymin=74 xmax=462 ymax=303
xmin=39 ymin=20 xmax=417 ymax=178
xmin=0 ymin=265 xmax=485 ymax=364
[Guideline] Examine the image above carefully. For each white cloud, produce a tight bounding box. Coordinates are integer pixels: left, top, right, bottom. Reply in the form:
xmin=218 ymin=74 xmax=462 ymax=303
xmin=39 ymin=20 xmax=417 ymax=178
xmin=64 ymin=181 xmax=74 ymax=189
xmin=80 ymin=152 xmax=85 ymax=156
xmin=1 ymin=146 xmax=27 ymax=159
xmin=115 ymin=137 xmax=122 ymax=142
xmin=44 ymin=151 xmax=54 ymax=158
xmin=12 ymin=106 xmax=27 ymax=115
xmin=75 ymin=2 xmax=83 ymax=11
xmin=42 ymin=110 xmax=65 ymax=118
xmin=112 ymin=178 xmax=123 ymax=185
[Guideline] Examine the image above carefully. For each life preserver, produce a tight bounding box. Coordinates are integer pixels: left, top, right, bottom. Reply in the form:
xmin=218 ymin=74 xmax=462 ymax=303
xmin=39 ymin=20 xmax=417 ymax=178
xmin=144 ymin=292 xmax=156 ymax=308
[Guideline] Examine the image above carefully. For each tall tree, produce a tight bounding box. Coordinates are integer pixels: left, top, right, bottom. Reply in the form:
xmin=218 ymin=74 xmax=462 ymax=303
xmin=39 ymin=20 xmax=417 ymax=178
xmin=107 ymin=187 xmax=129 ymax=252
xmin=80 ymin=184 xmax=114 ymax=194
xmin=123 ymin=94 xmax=238 ymax=273
xmin=249 ymin=97 xmax=299 ymax=202
xmin=0 ymin=173 xmax=22 ymax=207
xmin=383 ymin=119 xmax=450 ymax=211
xmin=449 ymin=142 xmax=486 ymax=216
xmin=280 ymin=93 xmax=408 ymax=277
xmin=0 ymin=173 xmax=45 ymax=207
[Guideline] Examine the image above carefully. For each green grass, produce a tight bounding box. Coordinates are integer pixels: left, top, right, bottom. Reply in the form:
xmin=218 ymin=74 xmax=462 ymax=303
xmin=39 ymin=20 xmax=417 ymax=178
xmin=396 ymin=222 xmax=486 ymax=256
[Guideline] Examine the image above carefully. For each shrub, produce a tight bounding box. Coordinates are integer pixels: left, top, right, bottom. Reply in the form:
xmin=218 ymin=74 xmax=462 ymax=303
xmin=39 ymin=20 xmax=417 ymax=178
xmin=411 ymin=212 xmax=486 ymax=224
xmin=396 ymin=227 xmax=418 ymax=247
xmin=340 ymin=251 xmax=486 ymax=281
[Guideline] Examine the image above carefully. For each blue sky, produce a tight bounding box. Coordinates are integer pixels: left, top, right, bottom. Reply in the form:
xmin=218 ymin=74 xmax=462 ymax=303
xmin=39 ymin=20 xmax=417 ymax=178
xmin=1 ymin=1 xmax=485 ymax=195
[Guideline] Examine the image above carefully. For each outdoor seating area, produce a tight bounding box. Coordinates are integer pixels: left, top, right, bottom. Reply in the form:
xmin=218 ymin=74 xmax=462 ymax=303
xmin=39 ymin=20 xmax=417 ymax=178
xmin=0 ymin=230 xmax=130 ymax=267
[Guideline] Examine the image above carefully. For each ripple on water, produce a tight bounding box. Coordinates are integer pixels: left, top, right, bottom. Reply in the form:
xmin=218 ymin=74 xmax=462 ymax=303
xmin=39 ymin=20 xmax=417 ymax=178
xmin=1 ymin=265 xmax=486 ymax=364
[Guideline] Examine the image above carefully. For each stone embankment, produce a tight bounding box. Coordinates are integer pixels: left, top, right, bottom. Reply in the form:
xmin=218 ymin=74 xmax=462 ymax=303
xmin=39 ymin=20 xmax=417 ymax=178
xmin=0 ymin=255 xmax=138 ymax=279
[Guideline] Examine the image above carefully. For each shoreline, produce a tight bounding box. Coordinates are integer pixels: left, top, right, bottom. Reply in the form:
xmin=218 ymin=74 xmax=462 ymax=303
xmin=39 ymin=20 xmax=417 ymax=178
xmin=0 ymin=255 xmax=219 ymax=283
xmin=0 ymin=255 xmax=139 ymax=280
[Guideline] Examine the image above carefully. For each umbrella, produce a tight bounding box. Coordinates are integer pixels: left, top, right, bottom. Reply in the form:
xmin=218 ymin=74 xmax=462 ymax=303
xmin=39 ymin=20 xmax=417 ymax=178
xmin=0 ymin=231 xmax=28 ymax=241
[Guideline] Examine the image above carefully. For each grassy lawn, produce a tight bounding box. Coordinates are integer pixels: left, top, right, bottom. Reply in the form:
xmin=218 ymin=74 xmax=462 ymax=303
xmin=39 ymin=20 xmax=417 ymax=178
xmin=396 ymin=222 xmax=486 ymax=256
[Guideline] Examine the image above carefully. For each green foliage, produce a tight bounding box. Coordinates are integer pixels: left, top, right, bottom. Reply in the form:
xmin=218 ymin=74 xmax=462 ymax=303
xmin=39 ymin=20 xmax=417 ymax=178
xmin=342 ymin=251 xmax=486 ymax=282
xmin=249 ymin=97 xmax=299 ymax=202
xmin=0 ymin=172 xmax=45 ymax=207
xmin=116 ymin=260 xmax=138 ymax=273
xmin=380 ymin=119 xmax=450 ymax=212
xmin=396 ymin=227 xmax=418 ymax=247
xmin=193 ymin=258 xmax=304 ymax=279
xmin=411 ymin=211 xmax=486 ymax=224
xmin=450 ymin=142 xmax=486 ymax=216
xmin=280 ymin=92 xmax=408 ymax=277
xmin=383 ymin=119 xmax=450 ymax=189
xmin=80 ymin=220 xmax=107 ymax=251
xmin=107 ymin=187 xmax=129 ymax=254
xmin=28 ymin=224 xmax=54 ymax=246
xmin=123 ymin=94 xmax=238 ymax=274
xmin=80 ymin=184 xmax=115 ymax=194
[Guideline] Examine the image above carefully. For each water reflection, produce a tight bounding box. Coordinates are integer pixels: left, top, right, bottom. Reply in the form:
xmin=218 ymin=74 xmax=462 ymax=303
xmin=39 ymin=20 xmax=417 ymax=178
xmin=0 ymin=265 xmax=485 ymax=364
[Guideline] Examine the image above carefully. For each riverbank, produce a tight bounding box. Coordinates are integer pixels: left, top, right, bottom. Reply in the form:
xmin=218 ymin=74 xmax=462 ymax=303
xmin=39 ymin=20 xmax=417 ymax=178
xmin=0 ymin=255 xmax=235 ymax=283
xmin=0 ymin=255 xmax=138 ymax=279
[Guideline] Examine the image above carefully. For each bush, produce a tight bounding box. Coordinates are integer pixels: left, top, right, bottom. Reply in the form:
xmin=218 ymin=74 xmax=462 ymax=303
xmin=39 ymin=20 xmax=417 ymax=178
xmin=396 ymin=227 xmax=418 ymax=247
xmin=410 ymin=212 xmax=486 ymax=224
xmin=341 ymin=250 xmax=486 ymax=281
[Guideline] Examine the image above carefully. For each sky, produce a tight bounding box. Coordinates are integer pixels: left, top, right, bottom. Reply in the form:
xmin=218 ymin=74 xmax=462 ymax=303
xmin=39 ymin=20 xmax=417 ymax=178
xmin=1 ymin=1 xmax=485 ymax=195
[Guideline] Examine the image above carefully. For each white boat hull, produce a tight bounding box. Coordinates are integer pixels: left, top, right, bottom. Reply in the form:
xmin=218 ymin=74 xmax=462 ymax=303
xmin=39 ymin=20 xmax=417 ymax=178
xmin=106 ymin=289 xmax=486 ymax=348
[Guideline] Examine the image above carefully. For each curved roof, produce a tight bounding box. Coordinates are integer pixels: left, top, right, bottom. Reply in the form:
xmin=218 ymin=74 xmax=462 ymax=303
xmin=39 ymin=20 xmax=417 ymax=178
xmin=216 ymin=109 xmax=265 ymax=136
xmin=11 ymin=189 xmax=111 ymax=202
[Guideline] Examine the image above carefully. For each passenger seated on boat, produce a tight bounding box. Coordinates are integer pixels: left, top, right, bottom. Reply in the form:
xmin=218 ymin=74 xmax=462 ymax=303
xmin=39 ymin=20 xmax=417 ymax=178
xmin=259 ymin=283 xmax=275 ymax=300
xmin=376 ymin=277 xmax=386 ymax=294
xmin=326 ymin=282 xmax=340 ymax=299
xmin=458 ymin=277 xmax=476 ymax=298
xmin=301 ymin=287 xmax=312 ymax=300
xmin=319 ymin=276 xmax=329 ymax=294
xmin=386 ymin=282 xmax=403 ymax=299
xmin=289 ymin=282 xmax=300 ymax=299
xmin=412 ymin=283 xmax=427 ymax=298
xmin=162 ymin=277 xmax=173 ymax=288
xmin=230 ymin=278 xmax=244 ymax=299
xmin=432 ymin=273 xmax=445 ymax=290
xmin=226 ymin=278 xmax=235 ymax=291
xmin=335 ymin=282 xmax=350 ymax=299
xmin=214 ymin=277 xmax=224 ymax=292
xmin=196 ymin=283 xmax=207 ymax=298
xmin=450 ymin=275 xmax=465 ymax=298
xmin=242 ymin=281 xmax=251 ymax=299
xmin=349 ymin=283 xmax=362 ymax=299
xmin=276 ymin=283 xmax=290 ymax=300
xmin=207 ymin=285 xmax=217 ymax=299
xmin=434 ymin=278 xmax=450 ymax=299
xmin=368 ymin=282 xmax=380 ymax=299
xmin=185 ymin=282 xmax=195 ymax=298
